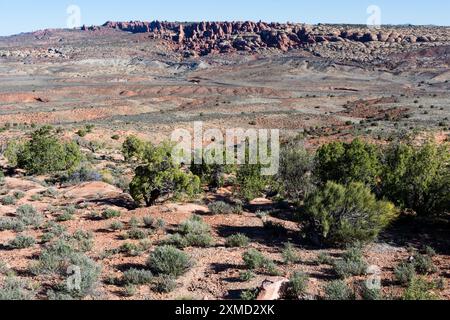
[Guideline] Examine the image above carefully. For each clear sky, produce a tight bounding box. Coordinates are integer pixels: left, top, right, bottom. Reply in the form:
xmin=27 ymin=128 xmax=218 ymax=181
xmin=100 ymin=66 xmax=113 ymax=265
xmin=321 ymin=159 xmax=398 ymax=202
xmin=0 ymin=0 xmax=449 ymax=36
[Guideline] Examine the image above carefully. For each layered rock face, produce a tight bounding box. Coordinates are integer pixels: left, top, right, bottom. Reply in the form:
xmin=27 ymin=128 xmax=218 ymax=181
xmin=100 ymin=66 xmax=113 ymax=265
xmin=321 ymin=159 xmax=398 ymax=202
xmin=81 ymin=21 xmax=450 ymax=57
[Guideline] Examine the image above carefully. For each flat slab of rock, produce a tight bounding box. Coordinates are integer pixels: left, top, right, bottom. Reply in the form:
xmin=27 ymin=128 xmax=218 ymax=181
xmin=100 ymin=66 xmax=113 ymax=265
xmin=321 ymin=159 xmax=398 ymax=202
xmin=62 ymin=181 xmax=132 ymax=202
xmin=256 ymin=277 xmax=289 ymax=301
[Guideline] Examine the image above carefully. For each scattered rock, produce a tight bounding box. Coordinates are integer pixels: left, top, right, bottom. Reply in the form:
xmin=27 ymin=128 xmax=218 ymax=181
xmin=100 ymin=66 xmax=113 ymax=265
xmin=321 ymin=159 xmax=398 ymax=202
xmin=34 ymin=97 xmax=50 ymax=103
xmin=119 ymin=90 xmax=137 ymax=97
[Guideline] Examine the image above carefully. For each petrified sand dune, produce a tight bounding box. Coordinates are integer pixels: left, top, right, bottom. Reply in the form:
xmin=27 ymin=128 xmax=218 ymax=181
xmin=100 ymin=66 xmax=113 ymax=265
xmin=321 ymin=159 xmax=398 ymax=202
xmin=62 ymin=181 xmax=130 ymax=201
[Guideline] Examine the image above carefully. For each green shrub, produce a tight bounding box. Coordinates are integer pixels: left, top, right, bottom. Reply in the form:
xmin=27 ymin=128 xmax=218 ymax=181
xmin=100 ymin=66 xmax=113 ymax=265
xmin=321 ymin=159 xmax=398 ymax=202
xmin=423 ymin=246 xmax=436 ymax=257
xmin=147 ymin=246 xmax=191 ymax=277
xmin=236 ymin=163 xmax=268 ymax=202
xmin=394 ymin=251 xmax=436 ymax=286
xmin=303 ymin=182 xmax=398 ymax=246
xmin=8 ymin=235 xmax=36 ymax=249
xmin=0 ymin=261 xmax=11 ymax=275
xmin=166 ymin=216 xmax=214 ymax=248
xmin=43 ymin=188 xmax=59 ymax=198
xmin=65 ymin=253 xmax=102 ymax=298
xmin=71 ymin=230 xmax=94 ymax=252
xmin=128 ymin=140 xmax=201 ymax=206
xmin=56 ymin=211 xmax=74 ymax=222
xmin=208 ymin=201 xmax=230 ymax=214
xmin=166 ymin=232 xmax=213 ymax=249
xmin=165 ymin=234 xmax=188 ymax=248
xmin=129 ymin=217 xmax=140 ymax=228
xmin=125 ymin=228 xmax=148 ymax=240
xmin=380 ymin=142 xmax=449 ymax=216
xmin=6 ymin=126 xmax=82 ymax=175
xmin=1 ymin=195 xmax=16 ymax=206
xmin=179 ymin=215 xmax=209 ymax=235
xmin=190 ymin=161 xmax=226 ymax=189
xmin=123 ymin=269 xmax=153 ymax=285
xmin=102 ymin=209 xmax=121 ymax=219
xmin=182 ymin=233 xmax=214 ymax=248
xmin=142 ymin=216 xmax=155 ymax=228
xmin=123 ymin=284 xmax=137 ymax=297
xmin=0 ymin=277 xmax=36 ymax=300
xmin=119 ymin=242 xmax=145 ymax=257
xmin=403 ymin=277 xmax=439 ymax=300
xmin=239 ymin=270 xmax=256 ymax=282
xmin=16 ymin=205 xmax=43 ymax=228
xmin=314 ymin=139 xmax=382 ymax=188
xmin=412 ymin=253 xmax=437 ymax=275
xmin=3 ymin=140 xmax=25 ymax=168
xmin=232 ymin=201 xmax=244 ymax=214
xmin=41 ymin=222 xmax=67 ymax=243
xmin=12 ymin=191 xmax=25 ymax=200
xmin=32 ymin=242 xmax=73 ymax=275
xmin=103 ymin=275 xmax=121 ymax=286
xmin=208 ymin=201 xmax=242 ymax=215
xmin=333 ymin=246 xmax=368 ymax=279
xmin=243 ymin=249 xmax=268 ymax=270
xmin=76 ymin=128 xmax=88 ymax=137
xmin=85 ymin=124 xmax=94 ymax=133
xmin=30 ymin=194 xmax=43 ymax=202
xmin=111 ymin=134 xmax=120 ymax=141
xmin=315 ymin=253 xmax=334 ymax=266
xmin=61 ymin=165 xmax=102 ymax=185
xmin=155 ymin=218 xmax=166 ymax=231
xmin=359 ymin=282 xmax=382 ymax=300
xmin=342 ymin=246 xmax=366 ymax=261
xmin=225 ymin=234 xmax=250 ymax=248
xmin=255 ymin=210 xmax=269 ymax=219
xmin=0 ymin=217 xmax=25 ymax=232
xmin=394 ymin=262 xmax=416 ymax=286
xmin=46 ymin=259 xmax=98 ymax=298
xmin=282 ymin=243 xmax=298 ymax=265
xmin=240 ymin=289 xmax=258 ymax=300
xmin=109 ymin=221 xmax=124 ymax=231
xmin=323 ymin=280 xmax=355 ymax=300
xmin=152 ymin=275 xmax=177 ymax=293
xmin=242 ymin=249 xmax=278 ymax=275
xmin=277 ymin=144 xmax=316 ymax=204
xmin=99 ymin=249 xmax=121 ymax=260
xmin=31 ymin=235 xmax=101 ymax=298
xmin=122 ymin=135 xmax=147 ymax=162
xmin=135 ymin=240 xmax=150 ymax=252
xmin=285 ymin=271 xmax=309 ymax=299
xmin=435 ymin=278 xmax=446 ymax=290
xmin=32 ymin=234 xmax=90 ymax=274
xmin=41 ymin=233 xmax=58 ymax=244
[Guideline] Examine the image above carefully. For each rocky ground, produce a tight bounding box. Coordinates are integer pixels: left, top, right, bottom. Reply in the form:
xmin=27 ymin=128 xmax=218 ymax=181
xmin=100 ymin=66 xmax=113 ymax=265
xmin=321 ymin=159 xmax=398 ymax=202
xmin=0 ymin=22 xmax=449 ymax=300
xmin=0 ymin=175 xmax=448 ymax=300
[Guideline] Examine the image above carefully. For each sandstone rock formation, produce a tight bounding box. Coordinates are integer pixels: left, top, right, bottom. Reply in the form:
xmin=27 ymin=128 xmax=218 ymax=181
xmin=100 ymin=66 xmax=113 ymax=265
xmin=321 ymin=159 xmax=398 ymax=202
xmin=80 ymin=21 xmax=450 ymax=57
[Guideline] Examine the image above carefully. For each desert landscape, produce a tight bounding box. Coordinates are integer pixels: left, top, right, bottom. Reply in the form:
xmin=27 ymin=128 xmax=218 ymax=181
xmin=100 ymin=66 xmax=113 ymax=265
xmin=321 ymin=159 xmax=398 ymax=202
xmin=0 ymin=21 xmax=449 ymax=301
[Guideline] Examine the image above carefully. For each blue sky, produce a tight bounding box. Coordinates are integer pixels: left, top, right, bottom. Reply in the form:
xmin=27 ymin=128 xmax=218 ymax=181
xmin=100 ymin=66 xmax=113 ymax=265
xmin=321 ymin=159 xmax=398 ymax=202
xmin=0 ymin=0 xmax=449 ymax=36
